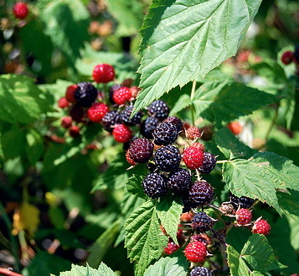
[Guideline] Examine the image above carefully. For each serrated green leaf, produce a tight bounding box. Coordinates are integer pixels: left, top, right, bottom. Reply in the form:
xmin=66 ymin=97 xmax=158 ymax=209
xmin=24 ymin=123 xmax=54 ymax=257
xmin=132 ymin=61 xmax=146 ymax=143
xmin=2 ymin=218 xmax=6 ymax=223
xmin=144 ymin=256 xmax=188 ymax=276
xmin=0 ymin=74 xmax=51 ymax=124
xmin=25 ymin=128 xmax=44 ymax=165
xmin=155 ymin=198 xmax=182 ymax=245
xmin=58 ymin=263 xmax=117 ymax=276
xmin=215 ymin=127 xmax=256 ymax=160
xmin=97 ymin=262 xmax=117 ymax=276
xmin=192 ymin=80 xmax=278 ymax=125
xmin=135 ymin=0 xmax=262 ymax=113
xmin=223 ymin=152 xmax=299 ymax=214
xmin=227 ymin=245 xmax=250 ymax=276
xmin=241 ymin=234 xmax=286 ymax=273
xmin=87 ymin=220 xmax=122 ymax=268
xmin=126 ymin=174 xmax=148 ymax=199
xmin=125 ymin=200 xmax=168 ymax=276
xmin=277 ymin=189 xmax=299 ymax=222
xmin=40 ymin=0 xmax=90 ymax=68
xmin=169 ymin=94 xmax=192 ymax=116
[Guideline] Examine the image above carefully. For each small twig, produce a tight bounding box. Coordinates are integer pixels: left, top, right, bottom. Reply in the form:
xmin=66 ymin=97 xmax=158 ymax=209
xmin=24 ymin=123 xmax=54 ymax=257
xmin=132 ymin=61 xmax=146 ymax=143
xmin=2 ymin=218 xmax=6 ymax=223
xmin=0 ymin=268 xmax=24 ymax=276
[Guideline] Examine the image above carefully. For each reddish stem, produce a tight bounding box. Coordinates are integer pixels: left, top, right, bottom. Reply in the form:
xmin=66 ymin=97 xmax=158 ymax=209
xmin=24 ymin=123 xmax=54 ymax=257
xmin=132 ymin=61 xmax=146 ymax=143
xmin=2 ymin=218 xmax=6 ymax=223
xmin=0 ymin=268 xmax=24 ymax=276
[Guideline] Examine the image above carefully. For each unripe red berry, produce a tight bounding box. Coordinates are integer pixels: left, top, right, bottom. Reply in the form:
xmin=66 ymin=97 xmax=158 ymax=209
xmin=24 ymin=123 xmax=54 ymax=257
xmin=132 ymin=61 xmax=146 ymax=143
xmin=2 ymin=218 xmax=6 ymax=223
xmin=281 ymin=51 xmax=294 ymax=65
xmin=112 ymin=124 xmax=132 ymax=143
xmin=186 ymin=126 xmax=201 ymax=140
xmin=227 ymin=121 xmax=243 ymax=135
xmin=61 ymin=116 xmax=73 ymax=129
xmin=182 ymin=146 xmax=204 ymax=170
xmin=69 ymin=125 xmax=80 ymax=138
xmin=184 ymin=241 xmax=207 ymax=263
xmin=58 ymin=97 xmax=69 ymax=108
xmin=235 ymin=208 xmax=252 ymax=226
xmin=13 ymin=2 xmax=29 ymax=19
xmin=65 ymin=84 xmax=78 ymax=104
xmin=92 ymin=63 xmax=115 ymax=83
xmin=164 ymin=240 xmax=180 ymax=255
xmin=252 ymin=219 xmax=271 ymax=236
xmin=87 ymin=103 xmax=109 ymax=123
xmin=113 ymin=87 xmax=132 ymax=105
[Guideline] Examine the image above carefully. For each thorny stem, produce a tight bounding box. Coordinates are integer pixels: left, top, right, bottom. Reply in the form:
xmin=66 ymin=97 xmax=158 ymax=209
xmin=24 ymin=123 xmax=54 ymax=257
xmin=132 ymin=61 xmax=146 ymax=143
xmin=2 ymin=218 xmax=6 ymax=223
xmin=190 ymin=80 xmax=197 ymax=126
xmin=0 ymin=202 xmax=20 ymax=272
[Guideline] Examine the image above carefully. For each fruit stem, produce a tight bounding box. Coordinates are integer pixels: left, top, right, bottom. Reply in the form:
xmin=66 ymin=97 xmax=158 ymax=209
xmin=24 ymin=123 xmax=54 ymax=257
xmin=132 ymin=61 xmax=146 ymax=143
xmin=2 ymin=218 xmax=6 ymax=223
xmin=0 ymin=201 xmax=20 ymax=272
xmin=190 ymin=80 xmax=197 ymax=126
xmin=216 ymin=160 xmax=229 ymax=164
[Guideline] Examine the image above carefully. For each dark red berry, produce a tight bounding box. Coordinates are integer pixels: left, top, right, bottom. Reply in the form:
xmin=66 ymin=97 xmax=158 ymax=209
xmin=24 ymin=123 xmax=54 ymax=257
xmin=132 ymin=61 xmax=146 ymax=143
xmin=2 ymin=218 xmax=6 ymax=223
xmin=61 ymin=116 xmax=72 ymax=129
xmin=154 ymin=145 xmax=181 ymax=172
xmin=113 ymin=87 xmax=132 ymax=105
xmin=13 ymin=2 xmax=29 ymax=19
xmin=92 ymin=63 xmax=115 ymax=83
xmin=69 ymin=125 xmax=80 ymax=138
xmin=252 ymin=219 xmax=271 ymax=235
xmin=199 ymin=152 xmax=217 ymax=174
xmin=69 ymin=105 xmax=85 ymax=123
xmin=191 ymin=212 xmax=216 ymax=233
xmin=153 ymin=121 xmax=178 ymax=145
xmin=74 ymin=82 xmax=98 ymax=107
xmin=167 ymin=168 xmax=192 ymax=194
xmin=87 ymin=103 xmax=109 ymax=123
xmin=164 ymin=240 xmax=180 ymax=255
xmin=65 ymin=84 xmax=77 ymax=104
xmin=140 ymin=117 xmax=159 ymax=139
xmin=190 ymin=266 xmax=212 ymax=276
xmin=236 ymin=208 xmax=252 ymax=226
xmin=112 ymin=124 xmax=132 ymax=143
xmin=148 ymin=100 xmax=170 ymax=120
xmin=128 ymin=138 xmax=154 ymax=163
xmin=184 ymin=241 xmax=207 ymax=263
xmin=126 ymin=150 xmax=137 ymax=166
xmin=198 ymin=126 xmax=213 ymax=141
xmin=142 ymin=172 xmax=167 ymax=198
xmin=281 ymin=51 xmax=294 ymax=65
xmin=102 ymin=110 xmax=121 ymax=132
xmin=120 ymin=106 xmax=142 ymax=126
xmin=58 ymin=97 xmax=69 ymax=108
xmin=182 ymin=146 xmax=204 ymax=170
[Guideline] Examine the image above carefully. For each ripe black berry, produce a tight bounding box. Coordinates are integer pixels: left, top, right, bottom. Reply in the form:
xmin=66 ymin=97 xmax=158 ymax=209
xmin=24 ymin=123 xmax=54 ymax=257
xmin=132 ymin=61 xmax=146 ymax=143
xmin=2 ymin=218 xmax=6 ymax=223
xmin=163 ymin=116 xmax=183 ymax=133
xmin=167 ymin=168 xmax=191 ymax=194
xmin=102 ymin=110 xmax=121 ymax=132
xmin=229 ymin=193 xmax=254 ymax=209
xmin=199 ymin=152 xmax=217 ymax=174
xmin=154 ymin=145 xmax=181 ymax=172
xmin=153 ymin=122 xmax=178 ymax=145
xmin=120 ymin=106 xmax=142 ymax=126
xmin=142 ymin=173 xmax=167 ymax=198
xmin=74 ymin=82 xmax=98 ymax=107
xmin=190 ymin=266 xmax=212 ymax=276
xmin=191 ymin=212 xmax=216 ymax=233
xmin=185 ymin=180 xmax=214 ymax=208
xmin=148 ymin=100 xmax=170 ymax=120
xmin=129 ymin=138 xmax=154 ymax=163
xmin=140 ymin=117 xmax=159 ymax=139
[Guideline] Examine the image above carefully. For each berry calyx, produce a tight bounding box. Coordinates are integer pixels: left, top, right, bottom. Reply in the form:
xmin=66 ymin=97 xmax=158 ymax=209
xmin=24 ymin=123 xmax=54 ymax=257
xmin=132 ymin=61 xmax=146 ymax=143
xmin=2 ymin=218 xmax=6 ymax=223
xmin=92 ymin=63 xmax=115 ymax=83
xmin=235 ymin=208 xmax=252 ymax=226
xmin=252 ymin=219 xmax=271 ymax=236
xmin=112 ymin=124 xmax=132 ymax=143
xmin=227 ymin=121 xmax=243 ymax=135
xmin=164 ymin=240 xmax=180 ymax=255
xmin=128 ymin=138 xmax=154 ymax=163
xmin=281 ymin=51 xmax=294 ymax=65
xmin=87 ymin=103 xmax=109 ymax=123
xmin=113 ymin=87 xmax=132 ymax=105
xmin=13 ymin=2 xmax=29 ymax=19
xmin=182 ymin=146 xmax=204 ymax=170
xmin=190 ymin=266 xmax=212 ymax=276
xmin=184 ymin=241 xmax=207 ymax=263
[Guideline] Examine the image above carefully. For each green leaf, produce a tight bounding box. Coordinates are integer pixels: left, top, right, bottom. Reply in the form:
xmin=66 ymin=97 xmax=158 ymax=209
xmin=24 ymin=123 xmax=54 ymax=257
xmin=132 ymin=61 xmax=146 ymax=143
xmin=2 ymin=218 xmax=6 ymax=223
xmin=155 ymin=198 xmax=182 ymax=244
xmin=135 ymin=0 xmax=262 ymax=113
xmin=0 ymin=74 xmax=51 ymax=124
xmin=227 ymin=245 xmax=250 ymax=276
xmin=58 ymin=263 xmax=117 ymax=276
xmin=222 ymin=152 xmax=299 ymax=214
xmin=169 ymin=94 xmax=192 ymax=116
xmin=87 ymin=220 xmax=122 ymax=268
xmin=277 ymin=189 xmax=299 ymax=221
xmin=25 ymin=128 xmax=44 ymax=164
xmin=126 ymin=174 xmax=147 ymax=199
xmin=215 ymin=127 xmax=256 ymax=160
xmin=40 ymin=0 xmax=90 ymax=67
xmin=105 ymin=0 xmax=144 ymax=36
xmin=241 ymin=234 xmax=286 ymax=273
xmin=144 ymin=256 xmax=188 ymax=276
xmin=192 ymin=80 xmax=278 ymax=125
xmin=125 ymin=200 xmax=168 ymax=276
